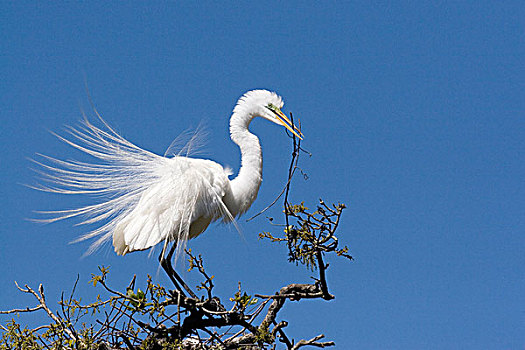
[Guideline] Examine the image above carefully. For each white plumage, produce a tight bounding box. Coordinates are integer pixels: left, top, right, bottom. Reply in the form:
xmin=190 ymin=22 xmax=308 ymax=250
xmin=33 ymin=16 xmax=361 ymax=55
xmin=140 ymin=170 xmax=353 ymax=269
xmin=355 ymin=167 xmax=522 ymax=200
xmin=34 ymin=90 xmax=302 ymax=258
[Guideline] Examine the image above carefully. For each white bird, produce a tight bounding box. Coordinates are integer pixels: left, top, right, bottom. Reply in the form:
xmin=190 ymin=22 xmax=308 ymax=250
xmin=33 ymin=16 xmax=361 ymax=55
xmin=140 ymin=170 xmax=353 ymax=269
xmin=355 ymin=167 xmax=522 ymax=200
xmin=34 ymin=90 xmax=303 ymax=262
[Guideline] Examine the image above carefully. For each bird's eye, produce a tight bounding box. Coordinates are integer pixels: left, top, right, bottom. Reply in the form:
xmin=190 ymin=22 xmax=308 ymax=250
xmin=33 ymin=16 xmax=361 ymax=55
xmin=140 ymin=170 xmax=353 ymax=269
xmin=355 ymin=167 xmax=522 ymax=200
xmin=267 ymin=103 xmax=276 ymax=111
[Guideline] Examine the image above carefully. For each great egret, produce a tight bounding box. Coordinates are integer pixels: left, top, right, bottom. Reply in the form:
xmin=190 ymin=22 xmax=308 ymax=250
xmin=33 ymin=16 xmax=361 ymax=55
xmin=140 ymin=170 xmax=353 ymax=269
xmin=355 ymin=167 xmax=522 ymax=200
xmin=35 ymin=89 xmax=303 ymax=262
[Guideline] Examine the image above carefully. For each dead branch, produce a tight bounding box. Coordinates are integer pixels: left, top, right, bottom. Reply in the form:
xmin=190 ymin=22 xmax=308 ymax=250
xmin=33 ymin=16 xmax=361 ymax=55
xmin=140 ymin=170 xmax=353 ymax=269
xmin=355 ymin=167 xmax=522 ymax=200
xmin=291 ymin=334 xmax=335 ymax=350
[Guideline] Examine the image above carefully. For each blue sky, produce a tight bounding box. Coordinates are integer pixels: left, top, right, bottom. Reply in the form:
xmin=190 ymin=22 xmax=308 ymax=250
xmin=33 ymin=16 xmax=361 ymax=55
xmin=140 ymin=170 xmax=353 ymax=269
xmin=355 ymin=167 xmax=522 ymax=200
xmin=1 ymin=2 xmax=523 ymax=349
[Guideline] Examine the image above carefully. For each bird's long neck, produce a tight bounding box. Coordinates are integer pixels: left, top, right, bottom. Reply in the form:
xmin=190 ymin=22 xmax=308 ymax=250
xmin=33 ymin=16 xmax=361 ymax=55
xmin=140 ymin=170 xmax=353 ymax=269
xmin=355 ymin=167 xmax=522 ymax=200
xmin=226 ymin=109 xmax=262 ymax=217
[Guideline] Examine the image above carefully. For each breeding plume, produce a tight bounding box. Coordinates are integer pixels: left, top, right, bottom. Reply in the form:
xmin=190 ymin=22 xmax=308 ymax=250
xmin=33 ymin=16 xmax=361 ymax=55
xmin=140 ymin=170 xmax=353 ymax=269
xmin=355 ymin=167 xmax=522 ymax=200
xmin=35 ymin=90 xmax=302 ymax=259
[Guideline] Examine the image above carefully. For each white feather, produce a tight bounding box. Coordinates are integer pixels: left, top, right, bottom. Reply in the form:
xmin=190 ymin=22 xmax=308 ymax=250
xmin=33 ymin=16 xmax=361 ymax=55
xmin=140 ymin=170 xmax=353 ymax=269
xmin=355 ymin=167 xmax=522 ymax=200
xmin=34 ymin=117 xmax=233 ymax=257
xmin=32 ymin=90 xmax=296 ymax=260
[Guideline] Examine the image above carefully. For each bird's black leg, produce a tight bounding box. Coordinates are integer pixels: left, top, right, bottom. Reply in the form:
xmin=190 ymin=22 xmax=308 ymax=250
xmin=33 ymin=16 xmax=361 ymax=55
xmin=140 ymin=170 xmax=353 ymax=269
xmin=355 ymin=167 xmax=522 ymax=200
xmin=159 ymin=243 xmax=186 ymax=297
xmin=159 ymin=242 xmax=198 ymax=299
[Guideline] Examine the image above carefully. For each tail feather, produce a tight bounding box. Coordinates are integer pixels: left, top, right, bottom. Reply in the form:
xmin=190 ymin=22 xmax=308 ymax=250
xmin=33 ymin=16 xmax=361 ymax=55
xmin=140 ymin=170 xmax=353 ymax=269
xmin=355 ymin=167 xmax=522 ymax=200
xmin=32 ymin=116 xmax=206 ymax=254
xmin=33 ymin=114 xmax=238 ymax=262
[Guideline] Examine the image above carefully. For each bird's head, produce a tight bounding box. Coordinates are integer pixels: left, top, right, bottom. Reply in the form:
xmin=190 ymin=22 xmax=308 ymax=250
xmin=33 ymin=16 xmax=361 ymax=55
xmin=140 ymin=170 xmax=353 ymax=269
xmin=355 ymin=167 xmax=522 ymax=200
xmin=236 ymin=90 xmax=303 ymax=139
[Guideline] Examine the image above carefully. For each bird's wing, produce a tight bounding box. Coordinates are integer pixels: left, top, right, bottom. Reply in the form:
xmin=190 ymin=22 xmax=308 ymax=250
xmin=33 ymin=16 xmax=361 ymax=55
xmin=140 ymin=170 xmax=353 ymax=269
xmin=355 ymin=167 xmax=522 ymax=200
xmin=113 ymin=157 xmax=233 ymax=256
xmin=33 ymin=117 xmax=233 ymax=255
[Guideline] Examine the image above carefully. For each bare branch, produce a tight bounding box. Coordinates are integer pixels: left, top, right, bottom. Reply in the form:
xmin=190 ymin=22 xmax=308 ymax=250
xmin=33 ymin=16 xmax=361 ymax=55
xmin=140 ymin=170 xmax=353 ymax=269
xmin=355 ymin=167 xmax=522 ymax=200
xmin=291 ymin=334 xmax=335 ymax=350
xmin=0 ymin=305 xmax=43 ymax=314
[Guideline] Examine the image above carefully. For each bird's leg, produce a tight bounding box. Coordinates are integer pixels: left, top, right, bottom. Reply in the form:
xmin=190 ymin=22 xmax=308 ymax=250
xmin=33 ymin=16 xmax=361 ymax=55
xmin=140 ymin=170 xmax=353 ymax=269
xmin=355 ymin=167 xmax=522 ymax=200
xmin=159 ymin=242 xmax=198 ymax=299
xmin=167 ymin=247 xmax=199 ymax=300
xmin=159 ymin=243 xmax=186 ymax=297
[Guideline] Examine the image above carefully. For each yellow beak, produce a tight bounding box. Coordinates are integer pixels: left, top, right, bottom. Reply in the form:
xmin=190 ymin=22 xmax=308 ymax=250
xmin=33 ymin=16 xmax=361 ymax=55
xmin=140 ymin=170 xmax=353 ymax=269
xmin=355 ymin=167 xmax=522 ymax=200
xmin=273 ymin=108 xmax=304 ymax=140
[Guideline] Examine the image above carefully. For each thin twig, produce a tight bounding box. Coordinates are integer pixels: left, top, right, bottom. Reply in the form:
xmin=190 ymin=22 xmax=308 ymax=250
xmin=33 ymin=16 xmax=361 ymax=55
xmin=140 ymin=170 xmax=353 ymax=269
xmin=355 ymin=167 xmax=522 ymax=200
xmin=10 ymin=282 xmax=78 ymax=341
xmin=0 ymin=305 xmax=43 ymax=314
xmin=247 ymin=111 xmax=304 ymax=222
xmin=291 ymin=334 xmax=335 ymax=349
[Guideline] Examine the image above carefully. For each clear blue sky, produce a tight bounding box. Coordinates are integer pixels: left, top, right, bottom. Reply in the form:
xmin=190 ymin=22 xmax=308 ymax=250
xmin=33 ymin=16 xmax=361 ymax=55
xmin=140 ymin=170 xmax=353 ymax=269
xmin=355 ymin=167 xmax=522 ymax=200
xmin=1 ymin=2 xmax=523 ymax=349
